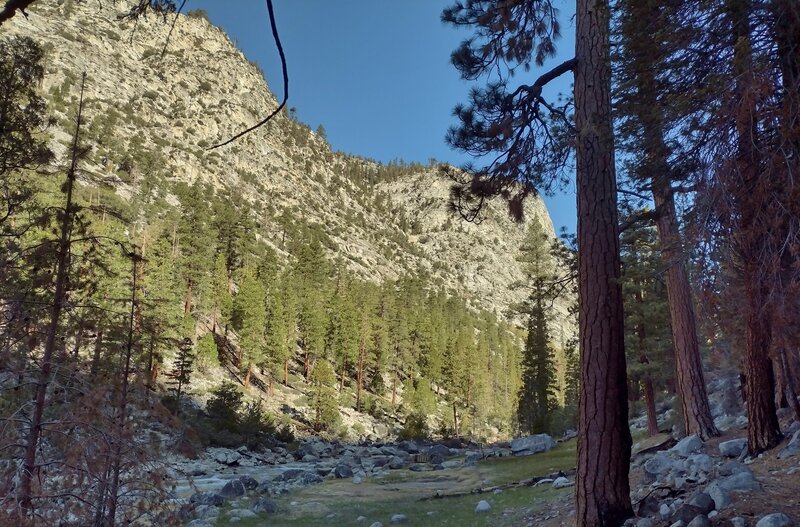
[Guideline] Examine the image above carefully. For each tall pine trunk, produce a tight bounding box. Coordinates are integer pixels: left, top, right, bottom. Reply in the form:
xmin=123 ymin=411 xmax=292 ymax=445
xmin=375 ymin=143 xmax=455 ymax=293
xmin=728 ymin=0 xmax=783 ymax=454
xmin=18 ymin=73 xmax=86 ymax=519
xmin=654 ymin=186 xmax=719 ymax=439
xmin=623 ymin=0 xmax=719 ymax=440
xmin=575 ymin=1 xmax=633 ymax=525
xmin=643 ymin=375 xmax=659 ymax=437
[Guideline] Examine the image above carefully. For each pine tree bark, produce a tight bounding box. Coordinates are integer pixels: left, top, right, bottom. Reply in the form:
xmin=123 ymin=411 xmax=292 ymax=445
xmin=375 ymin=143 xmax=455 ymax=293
xmin=743 ymin=278 xmax=782 ymax=453
xmin=777 ymin=347 xmax=800 ymax=420
xmin=575 ymin=1 xmax=633 ymax=525
xmin=643 ymin=375 xmax=659 ymax=437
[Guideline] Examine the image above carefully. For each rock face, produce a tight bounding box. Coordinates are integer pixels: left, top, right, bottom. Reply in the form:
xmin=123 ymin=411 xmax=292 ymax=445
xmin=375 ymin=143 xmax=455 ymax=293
xmin=510 ymin=434 xmax=556 ymax=456
xmin=5 ymin=0 xmax=574 ymax=337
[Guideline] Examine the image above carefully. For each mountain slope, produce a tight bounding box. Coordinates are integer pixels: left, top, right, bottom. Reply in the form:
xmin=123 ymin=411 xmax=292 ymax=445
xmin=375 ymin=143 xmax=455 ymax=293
xmin=6 ymin=0 xmax=573 ymax=336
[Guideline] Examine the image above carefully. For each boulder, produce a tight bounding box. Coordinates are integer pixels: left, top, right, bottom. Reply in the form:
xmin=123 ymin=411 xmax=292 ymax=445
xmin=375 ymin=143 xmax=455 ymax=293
xmin=296 ymin=439 xmax=328 ymax=459
xmin=475 ymin=500 xmax=491 ymax=513
xmin=189 ymin=492 xmax=224 ymax=507
xmin=273 ymin=469 xmax=323 ymax=486
xmin=756 ymin=514 xmax=793 ymax=527
xmin=397 ymin=441 xmax=420 ymax=454
xmin=369 ymin=523 xmax=383 ymax=527
xmin=186 ymin=520 xmax=214 ymax=527
xmin=238 ymin=476 xmax=258 ymax=490
xmin=636 ymin=495 xmax=660 ymax=517
xmin=719 ymin=438 xmax=748 ymax=458
xmin=718 ymin=470 xmax=760 ymax=492
xmin=705 ymin=482 xmax=731 ymax=510
xmin=777 ymin=430 xmax=800 ymax=460
xmin=644 ymin=453 xmax=674 ymax=477
xmin=510 ymin=434 xmax=555 ymax=456
xmin=732 ymin=518 xmax=747 ymax=527
xmin=333 ymin=464 xmax=354 ymax=479
xmin=552 ymin=477 xmax=574 ymax=489
xmin=687 ymin=515 xmax=710 ymax=527
xmin=686 ymin=492 xmax=715 ymax=515
xmin=672 ymin=504 xmax=705 ymax=524
xmin=637 ymin=519 xmax=655 ymax=527
xmin=212 ymin=449 xmax=242 ymax=465
xmin=686 ymin=454 xmax=715 ymax=474
xmin=670 ymin=435 xmax=704 ymax=457
xmin=388 ymin=456 xmax=405 ymax=470
xmin=219 ymin=479 xmax=246 ymax=498
xmin=464 ymin=453 xmax=482 ymax=467
xmin=427 ymin=444 xmax=451 ymax=458
xmin=390 ymin=513 xmax=408 ymax=524
xmin=718 ymin=461 xmax=749 ymax=477
xmin=251 ymin=497 xmax=278 ymax=514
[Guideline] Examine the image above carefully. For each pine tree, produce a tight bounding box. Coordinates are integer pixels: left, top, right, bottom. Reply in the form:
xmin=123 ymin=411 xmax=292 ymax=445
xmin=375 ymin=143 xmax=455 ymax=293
xmin=326 ymin=280 xmax=359 ymax=391
xmin=515 ymin=218 xmax=560 ymax=434
xmin=615 ymin=0 xmax=719 ymax=440
xmin=166 ymin=337 xmax=195 ymax=416
xmin=211 ymin=252 xmax=232 ymax=334
xmin=0 ymin=36 xmax=52 ymax=231
xmin=174 ymin=181 xmax=215 ymax=319
xmin=443 ymin=0 xmax=633 ymax=521
xmin=517 ymin=293 xmax=559 ymax=434
xmin=308 ymin=359 xmax=340 ymax=432
xmin=620 ymin=218 xmax=673 ymax=437
xmin=232 ymin=265 xmax=267 ymax=386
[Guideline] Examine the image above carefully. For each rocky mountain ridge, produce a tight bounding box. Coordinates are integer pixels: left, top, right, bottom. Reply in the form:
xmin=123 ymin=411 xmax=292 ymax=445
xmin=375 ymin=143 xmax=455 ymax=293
xmin=5 ymin=0 xmax=573 ymax=338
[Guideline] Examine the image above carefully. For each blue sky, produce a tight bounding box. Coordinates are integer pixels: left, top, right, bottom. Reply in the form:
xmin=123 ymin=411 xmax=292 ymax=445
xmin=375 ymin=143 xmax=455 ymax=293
xmin=190 ymin=1 xmax=577 ymax=233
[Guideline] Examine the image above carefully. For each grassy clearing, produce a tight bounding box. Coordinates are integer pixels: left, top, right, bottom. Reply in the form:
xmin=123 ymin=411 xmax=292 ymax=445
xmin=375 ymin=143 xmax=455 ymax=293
xmin=213 ymin=440 xmax=577 ymax=527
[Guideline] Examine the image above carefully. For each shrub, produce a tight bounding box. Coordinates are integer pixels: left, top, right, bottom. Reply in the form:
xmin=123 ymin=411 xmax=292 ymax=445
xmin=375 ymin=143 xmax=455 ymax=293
xmin=195 ymin=333 xmax=219 ymax=372
xmin=238 ymin=400 xmax=275 ymax=450
xmin=186 ymin=9 xmax=210 ymax=21
xmin=206 ymin=382 xmax=242 ymax=429
xmin=398 ymin=413 xmax=429 ymax=441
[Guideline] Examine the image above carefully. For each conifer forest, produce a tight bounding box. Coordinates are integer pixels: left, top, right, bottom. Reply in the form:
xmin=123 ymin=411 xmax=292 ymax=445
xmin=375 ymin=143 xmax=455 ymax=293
xmin=1 ymin=1 xmax=799 ymax=526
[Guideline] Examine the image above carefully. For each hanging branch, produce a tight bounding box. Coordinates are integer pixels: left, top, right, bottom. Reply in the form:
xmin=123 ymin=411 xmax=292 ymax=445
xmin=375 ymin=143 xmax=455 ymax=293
xmin=0 ymin=0 xmax=36 ymax=25
xmin=209 ymin=0 xmax=288 ymax=149
xmin=158 ymin=0 xmax=187 ymax=60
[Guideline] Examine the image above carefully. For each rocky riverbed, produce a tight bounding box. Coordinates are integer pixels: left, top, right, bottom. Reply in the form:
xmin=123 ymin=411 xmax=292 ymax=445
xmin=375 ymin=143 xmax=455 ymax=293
xmin=173 ymin=433 xmax=574 ymax=526
xmin=172 ymin=423 xmax=800 ymax=527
